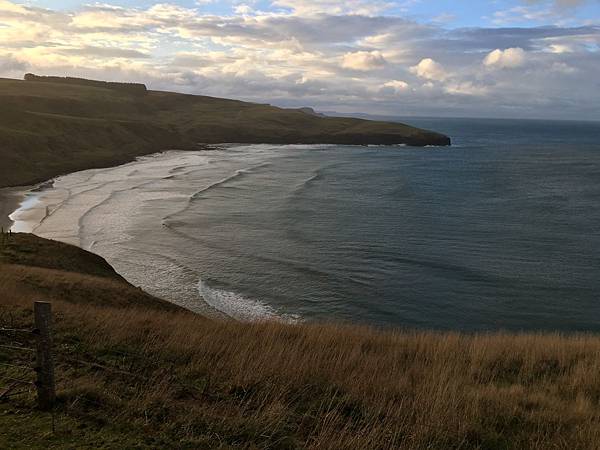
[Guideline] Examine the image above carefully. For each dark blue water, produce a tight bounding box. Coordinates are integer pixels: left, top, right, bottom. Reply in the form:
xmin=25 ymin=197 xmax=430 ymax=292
xmin=23 ymin=117 xmax=600 ymax=331
xmin=167 ymin=118 xmax=600 ymax=331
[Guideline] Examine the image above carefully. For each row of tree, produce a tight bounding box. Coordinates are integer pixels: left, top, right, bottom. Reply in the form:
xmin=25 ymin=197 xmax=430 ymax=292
xmin=24 ymin=73 xmax=148 ymax=96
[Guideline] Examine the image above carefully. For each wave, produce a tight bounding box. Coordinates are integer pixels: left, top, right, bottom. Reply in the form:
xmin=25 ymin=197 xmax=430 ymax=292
xmin=76 ymin=178 xmax=164 ymax=247
xmin=168 ymin=165 xmax=187 ymax=174
xmin=198 ymin=279 xmax=299 ymax=323
xmin=189 ymin=169 xmax=246 ymax=201
xmin=367 ymin=143 xmax=407 ymax=148
xmin=162 ymin=162 xmax=272 ymax=224
xmin=9 ymin=194 xmax=42 ymax=232
xmin=291 ymin=170 xmax=323 ymax=195
xmin=161 ymin=222 xmax=373 ymax=292
xmin=18 ymin=153 xmax=189 ymax=235
xmin=189 ymin=162 xmax=271 ymax=201
xmin=290 ymin=163 xmax=342 ymax=197
xmin=31 ymin=181 xmax=114 ymax=233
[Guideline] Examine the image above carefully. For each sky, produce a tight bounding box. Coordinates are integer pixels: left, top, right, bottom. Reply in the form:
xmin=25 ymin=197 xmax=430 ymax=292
xmin=0 ymin=0 xmax=599 ymax=119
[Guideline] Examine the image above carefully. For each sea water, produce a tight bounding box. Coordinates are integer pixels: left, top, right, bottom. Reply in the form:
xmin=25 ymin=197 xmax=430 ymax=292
xmin=10 ymin=118 xmax=600 ymax=331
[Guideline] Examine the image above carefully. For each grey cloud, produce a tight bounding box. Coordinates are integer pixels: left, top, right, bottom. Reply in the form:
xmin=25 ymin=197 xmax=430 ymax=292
xmin=0 ymin=54 xmax=27 ymax=72
xmin=59 ymin=46 xmax=151 ymax=59
xmin=171 ymin=53 xmax=236 ymax=68
xmin=445 ymin=26 xmax=600 ymax=52
xmin=523 ymin=0 xmax=599 ymax=8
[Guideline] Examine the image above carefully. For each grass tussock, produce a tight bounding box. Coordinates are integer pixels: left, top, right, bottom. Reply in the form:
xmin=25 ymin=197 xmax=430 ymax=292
xmin=2 ymin=234 xmax=600 ymax=448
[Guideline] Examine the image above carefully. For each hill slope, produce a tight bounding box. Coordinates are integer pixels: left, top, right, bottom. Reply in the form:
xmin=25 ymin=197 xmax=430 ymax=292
xmin=2 ymin=233 xmax=600 ymax=449
xmin=0 ymin=76 xmax=450 ymax=188
xmin=0 ymin=233 xmax=181 ymax=311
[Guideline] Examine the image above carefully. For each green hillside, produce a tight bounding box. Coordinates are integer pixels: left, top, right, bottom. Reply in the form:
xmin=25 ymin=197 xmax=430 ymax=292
xmin=0 ymin=75 xmax=450 ymax=188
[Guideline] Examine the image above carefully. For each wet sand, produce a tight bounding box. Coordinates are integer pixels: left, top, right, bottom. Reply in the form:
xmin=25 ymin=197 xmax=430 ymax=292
xmin=0 ymin=187 xmax=28 ymax=231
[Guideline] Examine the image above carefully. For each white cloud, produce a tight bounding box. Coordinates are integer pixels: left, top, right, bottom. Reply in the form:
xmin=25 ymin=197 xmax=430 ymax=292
xmin=444 ymin=82 xmax=488 ymax=96
xmin=341 ymin=51 xmax=386 ymax=71
xmin=483 ymin=48 xmax=527 ymax=68
xmin=381 ymin=79 xmax=409 ymax=93
xmin=234 ymin=4 xmax=254 ymax=15
xmin=271 ymin=0 xmax=391 ymax=16
xmin=0 ymin=0 xmax=29 ymax=14
xmin=409 ymin=58 xmax=447 ymax=81
xmin=546 ymin=43 xmax=575 ymax=53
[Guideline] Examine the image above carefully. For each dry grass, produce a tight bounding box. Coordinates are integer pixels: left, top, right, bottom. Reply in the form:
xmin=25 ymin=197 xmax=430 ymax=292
xmin=2 ymin=234 xmax=600 ymax=448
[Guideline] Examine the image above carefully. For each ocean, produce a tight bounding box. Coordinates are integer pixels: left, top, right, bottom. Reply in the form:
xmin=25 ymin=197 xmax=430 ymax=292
xmin=10 ymin=118 xmax=600 ymax=331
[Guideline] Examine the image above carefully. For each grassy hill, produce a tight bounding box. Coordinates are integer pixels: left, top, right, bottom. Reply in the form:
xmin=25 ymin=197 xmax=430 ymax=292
xmin=2 ymin=233 xmax=600 ymax=449
xmin=0 ymin=75 xmax=450 ymax=188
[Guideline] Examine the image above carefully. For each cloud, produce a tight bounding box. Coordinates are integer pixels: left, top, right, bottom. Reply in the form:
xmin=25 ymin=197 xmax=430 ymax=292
xmin=59 ymin=46 xmax=151 ymax=59
xmin=271 ymin=0 xmax=391 ymax=16
xmin=409 ymin=58 xmax=447 ymax=81
xmin=522 ymin=0 xmax=595 ymax=8
xmin=0 ymin=0 xmax=598 ymax=119
xmin=381 ymin=79 xmax=409 ymax=94
xmin=341 ymin=51 xmax=386 ymax=71
xmin=551 ymin=61 xmax=578 ymax=72
xmin=491 ymin=6 xmax=556 ymax=25
xmin=492 ymin=0 xmax=599 ymax=26
xmin=444 ymin=81 xmax=489 ymax=96
xmin=546 ymin=43 xmax=575 ymax=52
xmin=0 ymin=53 xmax=27 ymax=72
xmin=234 ymin=4 xmax=254 ymax=15
xmin=483 ymin=47 xmax=527 ymax=68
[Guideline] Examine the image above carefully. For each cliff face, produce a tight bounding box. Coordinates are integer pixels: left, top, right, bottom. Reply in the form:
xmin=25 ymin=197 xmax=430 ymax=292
xmin=0 ymin=76 xmax=450 ymax=188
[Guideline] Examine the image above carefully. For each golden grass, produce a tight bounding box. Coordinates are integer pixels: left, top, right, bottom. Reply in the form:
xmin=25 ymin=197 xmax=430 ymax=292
xmin=2 ymin=235 xmax=600 ymax=448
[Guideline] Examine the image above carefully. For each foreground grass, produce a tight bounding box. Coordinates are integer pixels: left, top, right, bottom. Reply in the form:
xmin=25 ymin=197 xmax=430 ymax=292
xmin=2 ymin=234 xmax=600 ymax=449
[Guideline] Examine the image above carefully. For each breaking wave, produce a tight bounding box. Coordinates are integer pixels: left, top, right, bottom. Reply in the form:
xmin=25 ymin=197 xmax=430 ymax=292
xmin=198 ymin=279 xmax=299 ymax=323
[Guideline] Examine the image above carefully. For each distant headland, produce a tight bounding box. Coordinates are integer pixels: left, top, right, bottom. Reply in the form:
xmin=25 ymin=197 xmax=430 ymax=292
xmin=0 ymin=74 xmax=450 ymax=188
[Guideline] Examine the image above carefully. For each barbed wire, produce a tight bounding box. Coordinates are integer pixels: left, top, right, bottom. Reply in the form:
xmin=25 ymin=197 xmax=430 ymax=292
xmin=0 ymin=344 xmax=35 ymax=352
xmin=0 ymin=313 xmax=211 ymax=412
xmin=0 ymin=317 xmax=35 ymax=401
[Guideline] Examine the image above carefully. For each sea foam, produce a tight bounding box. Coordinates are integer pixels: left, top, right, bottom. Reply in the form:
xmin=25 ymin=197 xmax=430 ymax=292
xmin=198 ymin=279 xmax=299 ymax=323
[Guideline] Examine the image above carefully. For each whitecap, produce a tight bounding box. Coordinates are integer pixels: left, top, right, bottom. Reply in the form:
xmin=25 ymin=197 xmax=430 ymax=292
xmin=198 ymin=279 xmax=299 ymax=323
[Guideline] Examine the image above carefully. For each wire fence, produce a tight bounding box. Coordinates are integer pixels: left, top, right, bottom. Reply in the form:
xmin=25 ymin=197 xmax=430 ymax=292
xmin=0 ymin=318 xmax=37 ymax=402
xmin=1 ymin=301 xmax=210 ymax=415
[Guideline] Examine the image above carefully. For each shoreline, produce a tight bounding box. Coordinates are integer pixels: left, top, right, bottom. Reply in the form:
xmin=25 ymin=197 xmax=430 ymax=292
xmin=1 ymin=146 xmax=310 ymax=323
xmin=0 ymin=145 xmax=228 ymax=228
xmin=0 ymin=149 xmax=242 ymax=321
xmin=0 ymin=186 xmax=31 ymax=231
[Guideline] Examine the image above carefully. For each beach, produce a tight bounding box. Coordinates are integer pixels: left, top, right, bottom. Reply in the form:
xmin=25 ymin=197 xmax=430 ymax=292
xmin=7 ymin=118 xmax=600 ymax=331
xmin=0 ymin=187 xmax=28 ymax=231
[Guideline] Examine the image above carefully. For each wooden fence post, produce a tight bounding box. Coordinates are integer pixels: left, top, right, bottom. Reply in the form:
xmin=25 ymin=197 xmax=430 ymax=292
xmin=34 ymin=301 xmax=55 ymax=411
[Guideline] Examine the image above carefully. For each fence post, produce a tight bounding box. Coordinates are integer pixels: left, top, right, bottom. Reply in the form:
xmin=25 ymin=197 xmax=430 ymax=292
xmin=34 ymin=301 xmax=55 ymax=411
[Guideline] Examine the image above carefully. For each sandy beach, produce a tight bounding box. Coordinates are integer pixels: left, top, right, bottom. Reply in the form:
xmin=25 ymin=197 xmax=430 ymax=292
xmin=0 ymin=186 xmax=28 ymax=231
